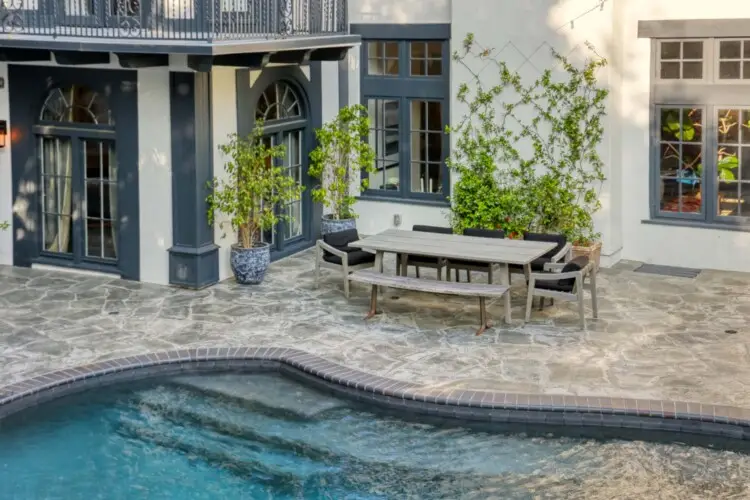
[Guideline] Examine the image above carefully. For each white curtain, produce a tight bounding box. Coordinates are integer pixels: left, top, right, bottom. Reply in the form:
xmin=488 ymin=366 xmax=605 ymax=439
xmin=43 ymin=138 xmax=73 ymax=253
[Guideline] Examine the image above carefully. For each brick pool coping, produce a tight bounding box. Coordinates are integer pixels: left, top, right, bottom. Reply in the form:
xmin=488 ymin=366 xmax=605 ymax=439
xmin=1 ymin=346 xmax=750 ymax=442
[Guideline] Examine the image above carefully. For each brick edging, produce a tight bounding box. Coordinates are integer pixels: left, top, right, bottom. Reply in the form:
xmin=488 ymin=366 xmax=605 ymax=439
xmin=1 ymin=347 xmax=749 ymax=441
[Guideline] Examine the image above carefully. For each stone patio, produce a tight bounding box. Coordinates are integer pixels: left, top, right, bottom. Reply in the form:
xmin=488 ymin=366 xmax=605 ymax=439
xmin=1 ymin=251 xmax=749 ymax=409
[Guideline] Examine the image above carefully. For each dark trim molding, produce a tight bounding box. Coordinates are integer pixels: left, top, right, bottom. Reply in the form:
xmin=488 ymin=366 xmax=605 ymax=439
xmin=638 ymin=19 xmax=750 ymax=39
xmin=168 ymin=72 xmax=219 ymax=289
xmin=0 ymin=34 xmax=361 ymax=56
xmin=350 ymin=23 xmax=451 ymax=40
xmin=2 ymin=347 xmax=750 ymax=451
xmin=235 ymin=64 xmax=322 ymax=257
xmin=9 ymin=65 xmax=140 ymax=280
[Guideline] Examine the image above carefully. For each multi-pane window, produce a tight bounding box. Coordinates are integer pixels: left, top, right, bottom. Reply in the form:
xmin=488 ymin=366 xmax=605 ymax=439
xmin=651 ymin=38 xmax=750 ymax=226
xmin=410 ymin=100 xmax=443 ymax=193
xmin=410 ymin=42 xmax=443 ymax=76
xmin=659 ymin=40 xmax=703 ymax=79
xmin=716 ymin=109 xmax=750 ymax=218
xmin=718 ymin=40 xmax=750 ymax=80
xmin=367 ymin=41 xmax=399 ymax=76
xmin=367 ymin=99 xmax=400 ymax=191
xmin=361 ymin=38 xmax=449 ymax=201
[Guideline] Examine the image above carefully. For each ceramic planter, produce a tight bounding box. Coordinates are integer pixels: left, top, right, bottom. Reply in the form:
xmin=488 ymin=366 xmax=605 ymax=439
xmin=572 ymin=241 xmax=602 ymax=271
xmin=320 ymin=214 xmax=356 ymax=235
xmin=230 ymin=242 xmax=271 ymax=285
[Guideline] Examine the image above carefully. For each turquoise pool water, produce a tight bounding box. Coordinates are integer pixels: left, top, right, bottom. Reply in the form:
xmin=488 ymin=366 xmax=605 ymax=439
xmin=1 ymin=373 xmax=749 ymax=499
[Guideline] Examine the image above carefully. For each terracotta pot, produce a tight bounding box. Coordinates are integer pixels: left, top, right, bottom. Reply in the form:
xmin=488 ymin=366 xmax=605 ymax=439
xmin=572 ymin=241 xmax=602 ymax=270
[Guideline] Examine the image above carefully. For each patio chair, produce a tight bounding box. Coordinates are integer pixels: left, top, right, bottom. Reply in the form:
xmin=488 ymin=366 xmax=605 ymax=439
xmin=508 ymin=232 xmax=572 ymax=282
xmin=315 ymin=228 xmax=376 ymax=298
xmin=524 ymin=255 xmax=599 ymax=328
xmin=446 ymin=228 xmax=505 ymax=283
xmin=396 ymin=225 xmax=451 ymax=280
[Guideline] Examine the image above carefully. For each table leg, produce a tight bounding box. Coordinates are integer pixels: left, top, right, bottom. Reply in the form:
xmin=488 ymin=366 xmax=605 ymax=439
xmin=374 ymin=250 xmax=385 ymax=294
xmin=400 ymin=253 xmax=408 ymax=277
xmin=498 ymin=263 xmax=512 ymax=324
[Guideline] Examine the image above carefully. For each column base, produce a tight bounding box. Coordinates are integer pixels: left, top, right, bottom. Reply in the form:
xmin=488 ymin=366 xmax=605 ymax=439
xmin=168 ymin=243 xmax=219 ymax=289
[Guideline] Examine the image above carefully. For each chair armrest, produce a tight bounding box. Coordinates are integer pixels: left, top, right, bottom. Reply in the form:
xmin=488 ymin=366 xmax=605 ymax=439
xmin=316 ymin=239 xmax=347 ymax=258
xmin=542 ymin=262 xmax=567 ymax=272
xmin=550 ymin=242 xmax=573 ymax=263
xmin=529 ymin=270 xmax=583 ymax=281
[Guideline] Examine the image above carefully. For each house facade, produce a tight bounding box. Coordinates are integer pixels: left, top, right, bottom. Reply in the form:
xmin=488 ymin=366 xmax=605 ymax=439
xmin=1 ymin=0 xmax=749 ymax=287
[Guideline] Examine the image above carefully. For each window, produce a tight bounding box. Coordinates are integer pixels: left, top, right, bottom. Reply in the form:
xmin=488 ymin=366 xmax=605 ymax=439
xmin=658 ymin=40 xmax=703 ymax=79
xmin=367 ymin=41 xmax=399 ymax=76
xmin=651 ymin=38 xmax=750 ymax=227
xmin=360 ymin=37 xmax=450 ymax=202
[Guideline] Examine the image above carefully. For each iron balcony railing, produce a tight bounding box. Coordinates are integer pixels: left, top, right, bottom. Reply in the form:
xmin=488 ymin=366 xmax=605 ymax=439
xmin=0 ymin=0 xmax=347 ymax=40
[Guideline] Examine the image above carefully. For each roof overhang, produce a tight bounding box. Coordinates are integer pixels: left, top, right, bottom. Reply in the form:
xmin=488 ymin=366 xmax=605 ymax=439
xmin=0 ymin=34 xmax=361 ymax=70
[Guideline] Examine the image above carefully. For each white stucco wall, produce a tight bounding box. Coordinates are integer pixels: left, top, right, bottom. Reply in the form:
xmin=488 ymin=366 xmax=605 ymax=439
xmin=211 ymin=66 xmax=239 ymax=282
xmin=0 ymin=63 xmax=11 ymax=266
xmin=137 ymin=68 xmax=172 ymax=285
xmin=349 ymin=0 xmax=451 ymax=24
xmin=616 ymin=0 xmax=750 ymax=272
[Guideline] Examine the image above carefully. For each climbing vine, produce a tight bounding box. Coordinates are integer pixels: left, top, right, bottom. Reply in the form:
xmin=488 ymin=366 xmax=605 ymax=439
xmin=447 ymin=33 xmax=608 ymax=244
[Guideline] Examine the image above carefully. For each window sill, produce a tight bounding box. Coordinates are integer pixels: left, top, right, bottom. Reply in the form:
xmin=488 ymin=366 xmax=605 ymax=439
xmin=641 ymin=218 xmax=750 ymax=233
xmin=356 ymin=194 xmax=450 ymax=208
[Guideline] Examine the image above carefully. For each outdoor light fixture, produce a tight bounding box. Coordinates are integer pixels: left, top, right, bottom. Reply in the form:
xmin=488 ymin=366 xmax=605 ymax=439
xmin=0 ymin=120 xmax=7 ymax=148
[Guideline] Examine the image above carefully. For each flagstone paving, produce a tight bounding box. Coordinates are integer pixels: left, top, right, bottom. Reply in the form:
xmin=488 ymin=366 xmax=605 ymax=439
xmin=1 ymin=251 xmax=749 ymax=408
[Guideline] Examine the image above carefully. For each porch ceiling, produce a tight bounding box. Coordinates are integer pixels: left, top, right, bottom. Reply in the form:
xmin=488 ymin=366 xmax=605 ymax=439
xmin=0 ymin=34 xmax=360 ymax=70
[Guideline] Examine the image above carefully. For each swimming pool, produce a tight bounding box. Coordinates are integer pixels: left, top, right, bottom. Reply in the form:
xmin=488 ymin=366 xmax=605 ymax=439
xmin=1 ymin=372 xmax=749 ymax=499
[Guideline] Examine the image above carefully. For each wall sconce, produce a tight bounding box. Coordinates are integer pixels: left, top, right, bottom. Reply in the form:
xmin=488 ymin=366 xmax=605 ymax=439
xmin=0 ymin=121 xmax=7 ymax=148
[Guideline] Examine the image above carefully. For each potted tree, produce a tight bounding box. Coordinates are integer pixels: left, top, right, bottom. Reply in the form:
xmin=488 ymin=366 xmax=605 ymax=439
xmin=207 ymin=121 xmax=304 ymax=285
xmin=309 ymin=104 xmax=376 ymax=235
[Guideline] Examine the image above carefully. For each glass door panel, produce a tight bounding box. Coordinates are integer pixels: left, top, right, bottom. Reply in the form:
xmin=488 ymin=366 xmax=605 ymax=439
xmin=83 ymin=140 xmax=118 ymax=260
xmin=260 ymin=135 xmax=275 ymax=246
xmin=283 ymin=129 xmax=303 ymax=242
xmin=39 ymin=137 xmax=74 ymax=254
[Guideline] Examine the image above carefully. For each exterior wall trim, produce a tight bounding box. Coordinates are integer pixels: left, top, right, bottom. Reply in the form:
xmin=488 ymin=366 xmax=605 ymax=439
xmin=350 ymin=23 xmax=451 ymax=40
xmin=168 ymin=71 xmax=219 ymax=288
xmin=8 ymin=65 xmax=140 ymax=280
xmin=235 ymin=64 xmax=322 ymax=259
xmin=638 ymin=19 xmax=750 ymax=39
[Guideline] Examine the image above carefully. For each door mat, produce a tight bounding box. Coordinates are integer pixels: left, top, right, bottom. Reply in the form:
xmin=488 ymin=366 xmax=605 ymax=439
xmin=633 ymin=263 xmax=701 ymax=279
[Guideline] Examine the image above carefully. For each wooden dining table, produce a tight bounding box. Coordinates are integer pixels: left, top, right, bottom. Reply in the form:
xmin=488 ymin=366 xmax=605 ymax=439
xmin=349 ymin=229 xmax=557 ymax=323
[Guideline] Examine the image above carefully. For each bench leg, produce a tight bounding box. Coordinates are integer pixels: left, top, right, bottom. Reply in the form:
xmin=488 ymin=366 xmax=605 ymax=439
xmin=475 ymin=297 xmax=492 ymax=336
xmin=365 ymin=284 xmax=379 ymax=320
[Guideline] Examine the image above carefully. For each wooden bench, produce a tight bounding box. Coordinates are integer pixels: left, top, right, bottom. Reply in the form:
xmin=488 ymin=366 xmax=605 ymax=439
xmin=348 ymin=269 xmax=511 ymax=336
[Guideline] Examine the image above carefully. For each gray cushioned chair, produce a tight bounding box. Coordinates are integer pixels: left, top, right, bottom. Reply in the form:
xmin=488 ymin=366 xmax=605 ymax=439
xmin=525 ymin=255 xmax=598 ymax=328
xmin=315 ymin=229 xmax=375 ymax=298
xmin=446 ymin=228 xmax=506 ymax=283
xmin=396 ymin=225 xmax=452 ymax=280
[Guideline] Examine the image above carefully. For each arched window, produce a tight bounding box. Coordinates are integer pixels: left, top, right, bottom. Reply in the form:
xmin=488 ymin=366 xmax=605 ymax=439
xmin=255 ymin=81 xmax=303 ymax=121
xmin=39 ymin=86 xmax=113 ymax=125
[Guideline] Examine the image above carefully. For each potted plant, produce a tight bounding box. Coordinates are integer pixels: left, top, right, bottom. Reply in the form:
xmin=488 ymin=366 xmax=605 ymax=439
xmin=309 ymin=104 xmax=376 ymax=235
xmin=207 ymin=121 xmax=304 ymax=285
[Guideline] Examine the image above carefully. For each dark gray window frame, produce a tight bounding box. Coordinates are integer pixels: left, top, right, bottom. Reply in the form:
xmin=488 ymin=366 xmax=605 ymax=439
xmin=644 ymin=30 xmax=750 ymax=231
xmin=352 ymin=23 xmax=451 ymax=206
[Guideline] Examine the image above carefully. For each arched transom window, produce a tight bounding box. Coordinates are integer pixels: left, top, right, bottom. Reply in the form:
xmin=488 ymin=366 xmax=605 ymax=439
xmin=40 ymin=86 xmax=113 ymax=125
xmin=255 ymin=81 xmax=303 ymax=121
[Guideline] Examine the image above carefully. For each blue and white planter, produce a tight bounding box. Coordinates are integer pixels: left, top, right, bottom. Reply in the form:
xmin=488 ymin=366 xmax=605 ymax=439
xmin=230 ymin=243 xmax=271 ymax=285
xmin=320 ymin=215 xmax=356 ymax=236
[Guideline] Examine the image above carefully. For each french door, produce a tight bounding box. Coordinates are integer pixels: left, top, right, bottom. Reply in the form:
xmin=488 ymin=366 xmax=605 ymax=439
xmin=39 ymin=135 xmax=119 ymax=268
xmin=261 ymin=129 xmax=306 ymax=252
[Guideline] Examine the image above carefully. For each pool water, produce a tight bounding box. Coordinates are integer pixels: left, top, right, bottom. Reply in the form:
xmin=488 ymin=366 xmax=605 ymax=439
xmin=1 ymin=373 xmax=750 ymax=499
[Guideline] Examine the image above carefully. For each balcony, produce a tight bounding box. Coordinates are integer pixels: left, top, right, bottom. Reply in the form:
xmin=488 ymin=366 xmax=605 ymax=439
xmin=0 ymin=0 xmax=357 ymax=67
